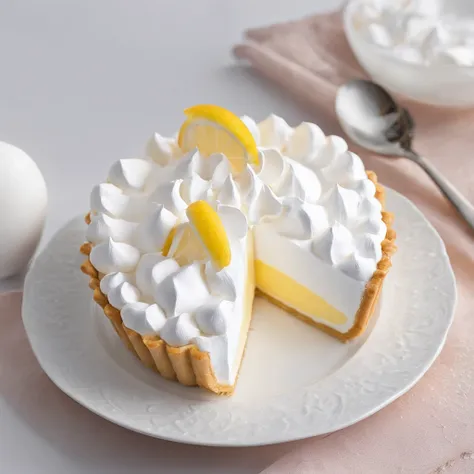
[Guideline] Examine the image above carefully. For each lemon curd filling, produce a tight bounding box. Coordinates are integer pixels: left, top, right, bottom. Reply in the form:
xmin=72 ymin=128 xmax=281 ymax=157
xmin=255 ymin=260 xmax=348 ymax=326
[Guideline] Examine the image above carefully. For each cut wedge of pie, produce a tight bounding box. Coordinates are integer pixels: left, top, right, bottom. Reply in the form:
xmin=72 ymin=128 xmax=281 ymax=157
xmin=80 ymin=105 xmax=396 ymax=394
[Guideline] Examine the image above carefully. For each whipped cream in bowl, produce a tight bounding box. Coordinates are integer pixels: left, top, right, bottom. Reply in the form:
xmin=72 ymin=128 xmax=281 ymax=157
xmin=344 ymin=0 xmax=474 ymax=107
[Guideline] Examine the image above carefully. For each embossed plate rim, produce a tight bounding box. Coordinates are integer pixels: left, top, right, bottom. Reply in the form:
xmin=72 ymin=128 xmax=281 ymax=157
xmin=22 ymin=188 xmax=456 ymax=446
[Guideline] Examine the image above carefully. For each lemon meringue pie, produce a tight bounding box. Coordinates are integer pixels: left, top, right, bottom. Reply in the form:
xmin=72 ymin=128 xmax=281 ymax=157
xmin=80 ymin=105 xmax=396 ymax=395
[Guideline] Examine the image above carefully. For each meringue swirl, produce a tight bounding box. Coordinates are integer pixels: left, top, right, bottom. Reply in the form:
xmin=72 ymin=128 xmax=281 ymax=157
xmin=108 ymin=159 xmax=152 ymax=193
xmin=121 ymin=302 xmax=167 ymax=335
xmin=90 ymin=238 xmax=140 ymax=274
xmin=160 ymin=313 xmax=201 ymax=347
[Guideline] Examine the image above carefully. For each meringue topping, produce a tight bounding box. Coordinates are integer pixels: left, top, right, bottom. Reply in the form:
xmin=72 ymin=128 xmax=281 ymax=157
xmin=240 ymin=115 xmax=260 ymax=143
xmin=121 ymin=302 xmax=167 ymax=335
xmin=154 ymin=263 xmax=210 ymax=317
xmin=204 ymin=262 xmax=237 ymax=302
xmin=238 ymin=165 xmax=282 ymax=224
xmin=345 ymin=178 xmax=377 ymax=198
xmin=258 ymin=114 xmax=292 ymax=148
xmin=217 ymin=175 xmax=241 ymax=208
xmin=107 ymin=281 xmax=141 ymax=310
xmin=90 ymin=183 xmax=146 ymax=221
xmin=86 ymin=213 xmax=138 ymax=244
xmin=195 ymin=298 xmax=232 ymax=335
xmin=355 ymin=233 xmax=383 ymax=262
xmin=180 ymin=173 xmax=211 ymax=203
xmin=286 ymin=122 xmax=325 ymax=163
xmin=100 ymin=271 xmax=133 ymax=296
xmin=108 ymin=159 xmax=152 ymax=193
xmin=271 ymin=198 xmax=329 ymax=240
xmin=322 ymin=151 xmax=366 ymax=185
xmin=134 ymin=204 xmax=177 ymax=253
xmin=149 ymin=179 xmax=187 ymax=217
xmin=146 ymin=133 xmax=180 ymax=166
xmin=311 ymin=222 xmax=355 ymax=265
xmin=135 ymin=253 xmax=179 ymax=298
xmin=276 ymin=159 xmax=321 ymax=203
xmin=312 ymin=135 xmax=348 ymax=168
xmin=320 ymin=185 xmax=360 ymax=226
xmin=257 ymin=149 xmax=286 ymax=188
xmin=217 ymin=204 xmax=248 ymax=240
xmin=160 ymin=313 xmax=201 ymax=347
xmin=338 ymin=253 xmax=377 ymax=282
xmin=90 ymin=238 xmax=140 ymax=273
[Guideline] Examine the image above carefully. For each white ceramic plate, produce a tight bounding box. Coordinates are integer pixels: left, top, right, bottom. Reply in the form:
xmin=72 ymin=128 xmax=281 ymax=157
xmin=22 ymin=189 xmax=456 ymax=446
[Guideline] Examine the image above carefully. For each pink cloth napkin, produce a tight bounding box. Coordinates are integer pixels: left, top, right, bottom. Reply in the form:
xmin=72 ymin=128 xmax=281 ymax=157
xmin=235 ymin=9 xmax=474 ymax=474
xmin=0 ymin=292 xmax=297 ymax=472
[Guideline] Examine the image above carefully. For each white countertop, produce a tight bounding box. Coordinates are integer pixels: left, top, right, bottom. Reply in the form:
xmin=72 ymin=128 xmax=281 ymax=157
xmin=0 ymin=0 xmax=340 ymax=472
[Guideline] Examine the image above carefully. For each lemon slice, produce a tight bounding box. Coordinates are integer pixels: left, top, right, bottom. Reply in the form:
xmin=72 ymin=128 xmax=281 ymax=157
xmin=165 ymin=223 xmax=208 ymax=266
xmin=178 ymin=104 xmax=259 ymax=171
xmin=186 ymin=200 xmax=231 ymax=270
xmin=162 ymin=226 xmax=177 ymax=257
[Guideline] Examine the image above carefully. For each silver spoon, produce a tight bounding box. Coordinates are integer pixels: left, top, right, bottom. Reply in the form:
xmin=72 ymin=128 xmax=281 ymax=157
xmin=335 ymin=79 xmax=474 ymax=231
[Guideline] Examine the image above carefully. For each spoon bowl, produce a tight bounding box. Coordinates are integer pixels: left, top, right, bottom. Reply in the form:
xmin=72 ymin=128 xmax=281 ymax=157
xmin=335 ymin=79 xmax=414 ymax=156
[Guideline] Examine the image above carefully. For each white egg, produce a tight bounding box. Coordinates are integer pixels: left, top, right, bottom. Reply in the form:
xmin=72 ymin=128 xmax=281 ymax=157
xmin=0 ymin=142 xmax=47 ymax=279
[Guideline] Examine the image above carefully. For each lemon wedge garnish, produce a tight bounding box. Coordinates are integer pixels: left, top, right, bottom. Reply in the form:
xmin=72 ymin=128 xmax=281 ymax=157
xmin=186 ymin=200 xmax=231 ymax=270
xmin=164 ymin=223 xmax=208 ymax=265
xmin=162 ymin=226 xmax=177 ymax=257
xmin=178 ymin=104 xmax=259 ymax=171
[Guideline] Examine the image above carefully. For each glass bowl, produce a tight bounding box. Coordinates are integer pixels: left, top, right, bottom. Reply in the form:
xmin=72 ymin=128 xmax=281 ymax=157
xmin=343 ymin=0 xmax=474 ymax=108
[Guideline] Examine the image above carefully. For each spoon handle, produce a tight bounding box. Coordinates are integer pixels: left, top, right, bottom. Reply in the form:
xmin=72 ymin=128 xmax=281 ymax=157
xmin=406 ymin=150 xmax=474 ymax=231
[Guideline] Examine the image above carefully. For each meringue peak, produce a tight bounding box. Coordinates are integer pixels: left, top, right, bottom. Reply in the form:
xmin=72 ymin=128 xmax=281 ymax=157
xmin=135 ymin=253 xmax=179 ymax=298
xmin=146 ymin=133 xmax=179 ymax=166
xmin=276 ymin=160 xmax=321 ymax=203
xmin=337 ymin=253 xmax=377 ymax=282
xmin=272 ymin=198 xmax=329 ymax=240
xmin=90 ymin=183 xmax=146 ymax=221
xmin=160 ymin=313 xmax=200 ymax=347
xmin=217 ymin=174 xmax=241 ymax=208
xmin=240 ymin=115 xmax=260 ymax=144
xmin=217 ymin=204 xmax=248 ymax=240
xmin=258 ymin=114 xmax=292 ymax=149
xmin=107 ymin=281 xmax=141 ymax=310
xmin=149 ymin=179 xmax=186 ymax=217
xmin=311 ymin=222 xmax=354 ymax=265
xmin=312 ymin=135 xmax=348 ymax=168
xmin=285 ymin=122 xmax=325 ymax=163
xmin=134 ymin=203 xmax=177 ymax=253
xmin=180 ymin=173 xmax=211 ymax=204
xmin=121 ymin=302 xmax=167 ymax=335
xmin=195 ymin=298 xmax=232 ymax=335
xmin=322 ymin=151 xmax=366 ymax=185
xmin=90 ymin=238 xmax=140 ymax=274
xmin=86 ymin=213 xmax=138 ymax=244
xmin=320 ymin=184 xmax=360 ymax=226
xmin=257 ymin=148 xmax=286 ymax=188
xmin=205 ymin=261 xmax=237 ymax=302
xmin=108 ymin=158 xmax=152 ymax=193
xmin=154 ymin=263 xmax=210 ymax=317
xmin=100 ymin=271 xmax=133 ymax=296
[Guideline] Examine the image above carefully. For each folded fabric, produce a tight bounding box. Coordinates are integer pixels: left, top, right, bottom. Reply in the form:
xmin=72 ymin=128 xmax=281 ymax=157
xmin=235 ymin=9 xmax=474 ymax=474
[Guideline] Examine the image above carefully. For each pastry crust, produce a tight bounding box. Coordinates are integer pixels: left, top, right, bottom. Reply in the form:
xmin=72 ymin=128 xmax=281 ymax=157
xmin=80 ymin=171 xmax=396 ymax=393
